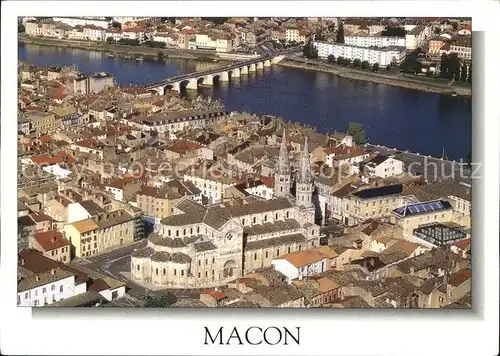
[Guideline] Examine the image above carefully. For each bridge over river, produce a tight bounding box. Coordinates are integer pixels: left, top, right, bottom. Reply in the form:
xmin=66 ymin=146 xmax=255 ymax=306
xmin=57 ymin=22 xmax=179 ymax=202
xmin=145 ymin=54 xmax=284 ymax=95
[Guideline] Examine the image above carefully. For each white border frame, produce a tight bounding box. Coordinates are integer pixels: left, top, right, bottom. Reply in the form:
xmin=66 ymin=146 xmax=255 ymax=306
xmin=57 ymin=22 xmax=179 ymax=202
xmin=2 ymin=2 xmax=499 ymax=355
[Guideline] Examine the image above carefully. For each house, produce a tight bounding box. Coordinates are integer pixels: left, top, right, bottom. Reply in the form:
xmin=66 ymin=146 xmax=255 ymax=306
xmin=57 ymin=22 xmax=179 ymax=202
xmin=17 ymin=249 xmax=90 ymax=307
xmin=271 ymin=247 xmax=337 ymax=283
xmin=342 ymin=184 xmax=404 ymax=226
xmin=324 ymin=145 xmax=369 ymax=170
xmin=199 ymin=288 xmax=228 ymax=307
xmin=359 ymin=154 xmax=404 ymax=179
xmin=105 ymin=177 xmax=142 ymax=202
xmin=243 ymin=283 xmax=306 ymax=308
xmin=82 ymin=25 xmax=107 ymax=41
xmin=32 ymin=230 xmax=71 ymax=263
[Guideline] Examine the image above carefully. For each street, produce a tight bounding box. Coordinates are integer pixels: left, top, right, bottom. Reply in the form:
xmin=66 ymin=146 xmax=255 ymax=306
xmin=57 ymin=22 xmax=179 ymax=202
xmin=72 ymin=240 xmax=202 ymax=300
xmin=364 ymin=144 xmax=472 ymax=185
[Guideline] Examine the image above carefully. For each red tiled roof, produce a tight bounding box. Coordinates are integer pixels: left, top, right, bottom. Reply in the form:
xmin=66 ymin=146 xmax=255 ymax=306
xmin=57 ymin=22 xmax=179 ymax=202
xmin=38 ymin=135 xmax=53 ymax=143
xmin=31 ymin=152 xmax=75 ymax=166
xmin=324 ymin=145 xmax=367 ymax=157
xmin=453 ymin=238 xmax=471 ymax=250
xmin=138 ymin=186 xmax=158 ymax=197
xmin=448 ymin=269 xmax=471 ymax=287
xmin=167 ymin=140 xmax=201 ymax=154
xmin=18 ymin=249 xmax=89 ymax=285
xmin=29 ymin=212 xmax=53 ymax=223
xmin=35 ymin=230 xmax=69 ymax=251
xmin=202 ymin=288 xmax=226 ymax=301
xmin=260 ymin=176 xmax=275 ymax=188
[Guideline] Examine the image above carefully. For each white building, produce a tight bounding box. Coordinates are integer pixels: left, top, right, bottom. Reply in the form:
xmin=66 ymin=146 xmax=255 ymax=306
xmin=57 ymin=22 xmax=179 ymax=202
xmin=52 ymin=17 xmax=109 ymax=29
xmin=17 ymin=268 xmax=78 ymax=307
xmin=404 ymin=25 xmax=431 ymax=50
xmin=122 ymin=28 xmax=146 ymax=43
xmin=82 ymin=25 xmax=107 ymax=41
xmin=285 ymin=28 xmax=300 ymax=42
xmin=360 ymin=154 xmax=404 ymax=179
xmin=41 ymin=164 xmax=72 ymax=179
xmin=272 ymin=249 xmax=329 ymax=283
xmin=112 ymin=17 xmax=154 ymax=24
xmin=345 ymin=35 xmax=406 ymax=48
xmin=313 ymin=41 xmax=406 ymax=66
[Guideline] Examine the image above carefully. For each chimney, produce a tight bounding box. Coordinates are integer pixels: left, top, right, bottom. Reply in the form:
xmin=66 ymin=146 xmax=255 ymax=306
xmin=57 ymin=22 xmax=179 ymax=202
xmin=370 ymin=258 xmax=375 ymax=267
xmin=35 ymin=275 xmax=40 ymax=282
xmin=51 ymin=269 xmax=56 ymax=275
xmin=363 ymin=260 xmax=367 ymax=270
xmin=443 ymin=272 xmax=448 ymax=286
xmin=52 ymin=235 xmax=57 ymax=243
xmin=21 ymin=258 xmax=25 ymax=266
xmin=410 ymin=266 xmax=415 ymax=275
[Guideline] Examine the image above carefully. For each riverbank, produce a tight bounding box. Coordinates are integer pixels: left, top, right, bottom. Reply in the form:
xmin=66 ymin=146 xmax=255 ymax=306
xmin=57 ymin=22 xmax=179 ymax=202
xmin=18 ymin=35 xmax=231 ymax=62
xmin=279 ymin=58 xmax=472 ymax=97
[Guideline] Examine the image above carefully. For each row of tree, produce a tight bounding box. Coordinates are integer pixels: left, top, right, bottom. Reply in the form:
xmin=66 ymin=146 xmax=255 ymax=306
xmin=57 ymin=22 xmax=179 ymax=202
xmin=440 ymin=53 xmax=471 ymax=82
xmin=326 ymin=55 xmax=384 ymax=72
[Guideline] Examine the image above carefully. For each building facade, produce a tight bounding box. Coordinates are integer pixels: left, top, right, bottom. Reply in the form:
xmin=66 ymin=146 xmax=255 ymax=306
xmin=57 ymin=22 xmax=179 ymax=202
xmin=314 ymin=41 xmax=406 ymax=66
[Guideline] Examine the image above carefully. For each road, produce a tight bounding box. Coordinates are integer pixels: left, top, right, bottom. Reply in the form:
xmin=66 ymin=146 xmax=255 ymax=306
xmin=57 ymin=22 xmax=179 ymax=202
xmin=72 ymin=240 xmax=201 ymax=300
xmin=364 ymin=144 xmax=472 ymax=185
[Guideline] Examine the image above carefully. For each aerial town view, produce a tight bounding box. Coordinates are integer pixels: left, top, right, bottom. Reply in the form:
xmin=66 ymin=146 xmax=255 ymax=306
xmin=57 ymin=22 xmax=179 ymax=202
xmin=17 ymin=16 xmax=472 ymax=308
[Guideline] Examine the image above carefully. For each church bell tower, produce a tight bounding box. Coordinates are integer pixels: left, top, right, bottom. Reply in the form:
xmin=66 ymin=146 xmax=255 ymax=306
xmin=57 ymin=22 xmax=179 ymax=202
xmin=274 ymin=129 xmax=291 ymax=198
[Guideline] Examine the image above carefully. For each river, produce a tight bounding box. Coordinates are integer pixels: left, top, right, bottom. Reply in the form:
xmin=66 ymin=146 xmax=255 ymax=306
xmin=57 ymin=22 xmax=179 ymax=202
xmin=18 ymin=43 xmax=472 ymax=160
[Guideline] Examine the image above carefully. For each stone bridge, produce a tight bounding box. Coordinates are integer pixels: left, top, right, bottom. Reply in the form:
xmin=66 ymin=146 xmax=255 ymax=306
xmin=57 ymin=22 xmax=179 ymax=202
xmin=145 ymin=55 xmax=285 ymax=95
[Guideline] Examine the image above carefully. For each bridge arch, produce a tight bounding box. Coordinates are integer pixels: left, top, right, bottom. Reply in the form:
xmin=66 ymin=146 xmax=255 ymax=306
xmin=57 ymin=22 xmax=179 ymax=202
xmin=179 ymin=79 xmax=191 ymax=91
xmin=163 ymin=84 xmax=174 ymax=93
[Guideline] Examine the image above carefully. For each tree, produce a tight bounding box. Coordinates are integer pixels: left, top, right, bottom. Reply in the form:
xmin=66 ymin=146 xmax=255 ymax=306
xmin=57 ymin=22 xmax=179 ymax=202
xmin=143 ymin=293 xmax=177 ymax=308
xmin=157 ymin=50 xmax=165 ymax=59
xmin=353 ymin=58 xmax=361 ymax=68
xmin=111 ymin=21 xmax=121 ymax=30
xmin=467 ymin=63 xmax=472 ymax=83
xmin=347 ymin=122 xmax=367 ymax=145
xmin=302 ymin=40 xmax=318 ymax=59
xmin=386 ymin=64 xmax=391 ymax=71
xmin=434 ymin=27 xmax=442 ymax=35
xmin=144 ymin=40 xmax=166 ymax=48
xmin=18 ymin=23 xmax=25 ymax=33
xmin=344 ymin=58 xmax=352 ymax=66
xmin=400 ymin=54 xmax=422 ymax=74
xmin=381 ymin=26 xmax=406 ymax=37
xmin=315 ymin=29 xmax=326 ymax=41
xmin=106 ymin=37 xmax=114 ymax=43
xmin=118 ymin=38 xmax=140 ymax=46
xmin=464 ymin=151 xmax=472 ymax=168
xmin=372 ymin=62 xmax=380 ymax=72
xmin=460 ymin=63 xmax=468 ymax=82
xmin=336 ymin=23 xmax=345 ymax=43
xmin=361 ymin=60 xmax=370 ymax=70
xmin=327 ymin=54 xmax=336 ymax=63
xmin=336 ymin=56 xmax=344 ymax=65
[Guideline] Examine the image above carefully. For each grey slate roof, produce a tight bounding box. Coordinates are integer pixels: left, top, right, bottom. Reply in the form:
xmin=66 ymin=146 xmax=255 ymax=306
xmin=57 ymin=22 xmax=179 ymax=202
xmin=245 ymin=233 xmax=306 ymax=250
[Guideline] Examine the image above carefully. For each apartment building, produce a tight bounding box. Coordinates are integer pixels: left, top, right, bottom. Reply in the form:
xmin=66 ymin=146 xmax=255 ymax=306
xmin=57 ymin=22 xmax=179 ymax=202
xmin=449 ymin=36 xmax=472 ymax=60
xmin=64 ymin=210 xmax=137 ymax=258
xmin=25 ymin=112 xmax=61 ymax=135
xmin=345 ymin=35 xmax=406 ymax=48
xmin=404 ymin=25 xmax=431 ymax=50
xmin=314 ymin=41 xmax=406 ymax=66
xmin=342 ymin=184 xmax=404 ymax=226
xmin=183 ymin=170 xmax=238 ymax=204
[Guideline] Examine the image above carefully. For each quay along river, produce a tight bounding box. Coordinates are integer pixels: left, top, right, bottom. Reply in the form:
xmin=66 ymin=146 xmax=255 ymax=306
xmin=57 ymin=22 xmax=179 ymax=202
xmin=19 ymin=43 xmax=472 ymax=160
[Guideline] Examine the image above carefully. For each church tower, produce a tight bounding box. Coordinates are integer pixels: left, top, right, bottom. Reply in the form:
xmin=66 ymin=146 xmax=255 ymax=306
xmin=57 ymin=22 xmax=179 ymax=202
xmin=295 ymin=136 xmax=314 ymax=209
xmin=274 ymin=129 xmax=291 ymax=198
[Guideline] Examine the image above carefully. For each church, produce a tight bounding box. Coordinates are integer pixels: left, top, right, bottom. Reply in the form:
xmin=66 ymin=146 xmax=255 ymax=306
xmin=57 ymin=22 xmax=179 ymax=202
xmin=130 ymin=130 xmax=321 ymax=288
